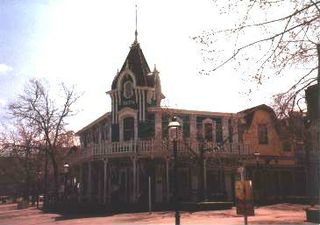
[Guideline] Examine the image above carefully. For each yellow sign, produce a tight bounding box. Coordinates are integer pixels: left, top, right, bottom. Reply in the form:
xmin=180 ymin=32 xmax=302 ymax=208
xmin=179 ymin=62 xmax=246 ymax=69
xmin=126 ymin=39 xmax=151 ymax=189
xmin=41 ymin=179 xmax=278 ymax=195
xmin=235 ymin=180 xmax=254 ymax=216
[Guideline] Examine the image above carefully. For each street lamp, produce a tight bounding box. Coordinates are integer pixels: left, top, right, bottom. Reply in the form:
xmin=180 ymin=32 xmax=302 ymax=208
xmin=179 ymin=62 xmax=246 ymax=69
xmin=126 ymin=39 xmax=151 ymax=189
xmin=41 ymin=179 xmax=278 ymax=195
xmin=253 ymin=152 xmax=260 ymax=206
xmin=168 ymin=116 xmax=181 ymax=225
xmin=254 ymin=152 xmax=260 ymax=168
xmin=63 ymin=162 xmax=70 ymax=199
xmin=36 ymin=170 xmax=43 ymax=208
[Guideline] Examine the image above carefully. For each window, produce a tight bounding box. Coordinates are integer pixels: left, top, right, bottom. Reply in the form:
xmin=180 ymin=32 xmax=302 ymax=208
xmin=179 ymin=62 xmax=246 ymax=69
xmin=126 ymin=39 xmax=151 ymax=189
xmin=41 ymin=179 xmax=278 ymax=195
xmin=216 ymin=121 xmax=223 ymax=143
xmin=101 ymin=123 xmax=109 ymax=141
xmin=105 ymin=124 xmax=109 ymax=141
xmin=204 ymin=123 xmax=213 ymax=141
xmin=228 ymin=119 xmax=233 ymax=143
xmin=82 ymin=133 xmax=87 ymax=147
xmin=100 ymin=127 xmax=104 ymax=141
xmin=258 ymin=124 xmax=268 ymax=144
xmin=123 ymin=117 xmax=134 ymax=141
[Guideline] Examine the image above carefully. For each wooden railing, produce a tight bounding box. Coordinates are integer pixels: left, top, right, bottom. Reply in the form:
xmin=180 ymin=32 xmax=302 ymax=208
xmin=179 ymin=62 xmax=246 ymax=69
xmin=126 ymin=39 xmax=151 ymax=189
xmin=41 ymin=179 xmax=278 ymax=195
xmin=69 ymin=139 xmax=253 ymax=163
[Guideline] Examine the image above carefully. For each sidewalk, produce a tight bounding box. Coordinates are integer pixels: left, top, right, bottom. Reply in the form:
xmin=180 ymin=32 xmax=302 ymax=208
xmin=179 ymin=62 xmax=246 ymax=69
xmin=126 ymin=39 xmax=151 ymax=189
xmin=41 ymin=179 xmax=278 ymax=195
xmin=0 ymin=203 xmax=316 ymax=225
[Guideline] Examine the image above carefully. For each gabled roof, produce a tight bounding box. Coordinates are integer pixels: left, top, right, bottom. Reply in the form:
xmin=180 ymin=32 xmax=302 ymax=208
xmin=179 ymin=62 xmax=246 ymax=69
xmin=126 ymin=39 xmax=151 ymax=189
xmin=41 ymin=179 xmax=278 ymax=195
xmin=238 ymin=104 xmax=277 ymax=128
xmin=111 ymin=41 xmax=152 ymax=89
xmin=76 ymin=112 xmax=111 ymax=135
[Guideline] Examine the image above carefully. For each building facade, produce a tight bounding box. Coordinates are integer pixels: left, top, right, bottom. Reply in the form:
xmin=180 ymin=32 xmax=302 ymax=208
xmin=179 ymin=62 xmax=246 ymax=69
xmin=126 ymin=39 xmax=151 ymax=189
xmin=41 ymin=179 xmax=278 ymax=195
xmin=68 ymin=36 xmax=304 ymax=209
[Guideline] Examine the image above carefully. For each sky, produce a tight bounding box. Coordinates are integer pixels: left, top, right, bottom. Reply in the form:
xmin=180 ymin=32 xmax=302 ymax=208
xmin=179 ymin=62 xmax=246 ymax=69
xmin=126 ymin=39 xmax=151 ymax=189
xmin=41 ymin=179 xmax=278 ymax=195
xmin=0 ymin=0 xmax=300 ymax=132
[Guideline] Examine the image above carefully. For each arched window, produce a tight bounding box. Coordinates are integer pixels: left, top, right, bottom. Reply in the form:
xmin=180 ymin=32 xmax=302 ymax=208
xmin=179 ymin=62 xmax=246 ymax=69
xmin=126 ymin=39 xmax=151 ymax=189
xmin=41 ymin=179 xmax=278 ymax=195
xmin=123 ymin=117 xmax=134 ymax=141
xmin=258 ymin=124 xmax=268 ymax=144
xmin=202 ymin=118 xmax=215 ymax=142
xmin=204 ymin=123 xmax=213 ymax=141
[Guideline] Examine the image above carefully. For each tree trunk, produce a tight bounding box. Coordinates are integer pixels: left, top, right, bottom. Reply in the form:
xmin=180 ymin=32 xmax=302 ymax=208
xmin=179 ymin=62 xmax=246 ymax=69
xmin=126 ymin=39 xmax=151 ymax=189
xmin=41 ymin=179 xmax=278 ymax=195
xmin=50 ymin=151 xmax=59 ymax=197
xmin=317 ymin=43 xmax=320 ymax=118
xmin=43 ymin=148 xmax=48 ymax=209
xmin=23 ymin=149 xmax=31 ymax=201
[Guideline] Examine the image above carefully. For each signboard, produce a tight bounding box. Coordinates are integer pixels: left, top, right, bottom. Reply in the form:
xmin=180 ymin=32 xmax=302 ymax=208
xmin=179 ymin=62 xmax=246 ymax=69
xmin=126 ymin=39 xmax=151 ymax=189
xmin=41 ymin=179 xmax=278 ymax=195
xmin=235 ymin=180 xmax=254 ymax=216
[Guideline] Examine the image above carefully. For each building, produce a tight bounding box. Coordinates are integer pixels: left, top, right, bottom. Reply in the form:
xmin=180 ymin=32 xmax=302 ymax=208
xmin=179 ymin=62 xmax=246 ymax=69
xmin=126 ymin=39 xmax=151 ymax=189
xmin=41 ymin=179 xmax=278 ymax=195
xmin=67 ymin=33 xmax=303 ymax=209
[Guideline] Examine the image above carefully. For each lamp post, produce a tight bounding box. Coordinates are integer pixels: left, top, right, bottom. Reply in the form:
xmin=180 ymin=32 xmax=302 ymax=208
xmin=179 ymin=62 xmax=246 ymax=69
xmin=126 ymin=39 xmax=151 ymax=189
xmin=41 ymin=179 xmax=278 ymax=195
xmin=253 ymin=152 xmax=261 ymax=206
xmin=254 ymin=152 xmax=260 ymax=168
xmin=36 ymin=170 xmax=42 ymax=208
xmin=168 ymin=116 xmax=181 ymax=225
xmin=63 ymin=162 xmax=70 ymax=199
xmin=253 ymin=152 xmax=260 ymax=207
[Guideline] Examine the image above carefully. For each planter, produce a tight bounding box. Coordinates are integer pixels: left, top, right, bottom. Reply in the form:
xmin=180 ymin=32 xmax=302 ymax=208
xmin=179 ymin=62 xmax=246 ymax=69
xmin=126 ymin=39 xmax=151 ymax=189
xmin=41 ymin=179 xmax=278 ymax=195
xmin=305 ymin=207 xmax=320 ymax=223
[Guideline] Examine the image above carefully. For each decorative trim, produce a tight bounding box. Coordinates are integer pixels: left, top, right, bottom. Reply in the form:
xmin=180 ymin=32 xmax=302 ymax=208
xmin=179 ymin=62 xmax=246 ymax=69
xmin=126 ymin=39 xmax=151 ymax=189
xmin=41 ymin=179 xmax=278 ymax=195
xmin=117 ymin=69 xmax=137 ymax=91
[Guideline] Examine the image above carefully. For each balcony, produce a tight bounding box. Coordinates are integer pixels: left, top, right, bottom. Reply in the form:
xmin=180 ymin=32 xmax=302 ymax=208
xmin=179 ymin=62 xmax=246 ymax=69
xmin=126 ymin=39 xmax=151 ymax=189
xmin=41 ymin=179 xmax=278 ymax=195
xmin=69 ymin=139 xmax=252 ymax=163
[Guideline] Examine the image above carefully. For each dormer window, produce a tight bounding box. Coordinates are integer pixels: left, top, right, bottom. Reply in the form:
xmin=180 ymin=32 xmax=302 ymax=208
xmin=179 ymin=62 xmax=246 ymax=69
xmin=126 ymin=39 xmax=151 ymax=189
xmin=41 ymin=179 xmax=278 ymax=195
xmin=258 ymin=124 xmax=268 ymax=144
xmin=123 ymin=80 xmax=134 ymax=99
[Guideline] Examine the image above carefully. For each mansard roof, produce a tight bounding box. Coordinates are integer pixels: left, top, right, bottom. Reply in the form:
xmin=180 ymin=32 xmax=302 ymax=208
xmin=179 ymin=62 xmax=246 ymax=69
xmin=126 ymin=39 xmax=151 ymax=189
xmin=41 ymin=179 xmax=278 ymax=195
xmin=111 ymin=42 xmax=153 ymax=89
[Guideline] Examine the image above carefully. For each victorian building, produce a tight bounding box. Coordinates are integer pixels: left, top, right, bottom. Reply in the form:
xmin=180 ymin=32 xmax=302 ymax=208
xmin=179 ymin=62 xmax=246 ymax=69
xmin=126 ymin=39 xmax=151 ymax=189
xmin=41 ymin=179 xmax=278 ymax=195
xmin=68 ymin=33 xmax=303 ymax=210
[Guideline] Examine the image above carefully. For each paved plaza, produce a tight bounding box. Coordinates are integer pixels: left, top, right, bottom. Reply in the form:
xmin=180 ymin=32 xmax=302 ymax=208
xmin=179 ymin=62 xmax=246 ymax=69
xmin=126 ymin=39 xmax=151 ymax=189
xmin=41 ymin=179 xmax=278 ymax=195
xmin=0 ymin=203 xmax=317 ymax=225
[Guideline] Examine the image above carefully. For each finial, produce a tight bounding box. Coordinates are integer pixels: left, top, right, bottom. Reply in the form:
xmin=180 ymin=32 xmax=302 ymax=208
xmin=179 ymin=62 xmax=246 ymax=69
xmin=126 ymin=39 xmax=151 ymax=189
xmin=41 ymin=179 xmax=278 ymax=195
xmin=153 ymin=64 xmax=157 ymax=71
xmin=134 ymin=4 xmax=138 ymax=43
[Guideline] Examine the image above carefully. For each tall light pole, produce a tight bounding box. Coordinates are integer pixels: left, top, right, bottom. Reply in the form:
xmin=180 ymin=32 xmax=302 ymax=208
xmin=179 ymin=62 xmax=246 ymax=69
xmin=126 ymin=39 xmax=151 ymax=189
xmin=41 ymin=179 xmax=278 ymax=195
xmin=36 ymin=170 xmax=42 ymax=208
xmin=253 ymin=151 xmax=260 ymax=206
xmin=254 ymin=152 xmax=260 ymax=168
xmin=63 ymin=162 xmax=70 ymax=200
xmin=168 ymin=116 xmax=181 ymax=225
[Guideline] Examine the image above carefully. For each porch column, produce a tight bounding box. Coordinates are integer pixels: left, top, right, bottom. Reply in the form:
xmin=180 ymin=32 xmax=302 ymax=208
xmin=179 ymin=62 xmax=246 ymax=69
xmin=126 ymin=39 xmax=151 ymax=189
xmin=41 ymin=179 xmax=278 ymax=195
xmin=87 ymin=161 xmax=92 ymax=201
xmin=190 ymin=115 xmax=197 ymax=143
xmin=232 ymin=118 xmax=238 ymax=143
xmin=155 ymin=112 xmax=162 ymax=144
xmin=79 ymin=164 xmax=83 ymax=202
xmin=107 ymin=162 xmax=111 ymax=205
xmin=166 ymin=158 xmax=170 ymax=202
xmin=97 ymin=167 xmax=102 ymax=204
xmin=132 ymin=157 xmax=137 ymax=202
xmin=137 ymin=162 xmax=140 ymax=200
xmin=203 ymin=159 xmax=207 ymax=200
xmin=103 ymin=158 xmax=108 ymax=205
xmin=222 ymin=118 xmax=229 ymax=143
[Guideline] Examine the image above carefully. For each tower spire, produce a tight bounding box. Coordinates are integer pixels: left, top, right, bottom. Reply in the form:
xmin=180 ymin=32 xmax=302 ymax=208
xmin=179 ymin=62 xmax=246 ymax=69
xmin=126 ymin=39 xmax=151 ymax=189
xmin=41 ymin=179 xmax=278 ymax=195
xmin=135 ymin=4 xmax=138 ymax=43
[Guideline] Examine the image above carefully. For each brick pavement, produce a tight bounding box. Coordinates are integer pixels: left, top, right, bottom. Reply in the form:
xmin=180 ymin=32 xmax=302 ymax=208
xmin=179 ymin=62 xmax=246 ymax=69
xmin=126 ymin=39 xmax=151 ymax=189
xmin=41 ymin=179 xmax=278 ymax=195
xmin=0 ymin=203 xmax=316 ymax=225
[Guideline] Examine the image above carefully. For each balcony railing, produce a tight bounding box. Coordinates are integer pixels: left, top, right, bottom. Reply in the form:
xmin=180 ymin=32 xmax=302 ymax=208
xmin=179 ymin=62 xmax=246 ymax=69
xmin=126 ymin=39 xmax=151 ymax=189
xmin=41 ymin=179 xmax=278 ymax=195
xmin=69 ymin=139 xmax=252 ymax=163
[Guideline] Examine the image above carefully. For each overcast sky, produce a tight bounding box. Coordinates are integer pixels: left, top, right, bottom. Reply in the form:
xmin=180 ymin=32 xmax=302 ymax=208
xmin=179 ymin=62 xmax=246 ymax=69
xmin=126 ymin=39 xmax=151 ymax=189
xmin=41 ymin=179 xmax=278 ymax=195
xmin=0 ymin=0 xmax=299 ymax=132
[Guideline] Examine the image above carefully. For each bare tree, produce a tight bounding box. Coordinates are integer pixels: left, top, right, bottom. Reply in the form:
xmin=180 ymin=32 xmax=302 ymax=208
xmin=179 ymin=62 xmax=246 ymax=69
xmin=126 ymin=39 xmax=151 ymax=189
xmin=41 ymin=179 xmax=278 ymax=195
xmin=8 ymin=79 xmax=80 ymax=198
xmin=193 ymin=0 xmax=319 ymax=109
